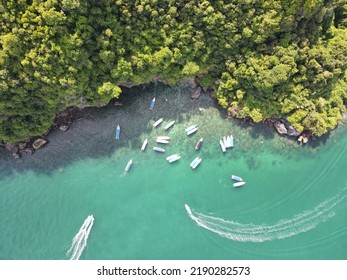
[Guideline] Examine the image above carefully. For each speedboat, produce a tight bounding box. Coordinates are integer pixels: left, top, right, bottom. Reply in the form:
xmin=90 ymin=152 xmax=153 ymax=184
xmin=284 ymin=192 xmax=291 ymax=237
xmin=223 ymin=136 xmax=228 ymax=148
xmin=153 ymin=118 xmax=163 ymax=127
xmin=195 ymin=138 xmax=203 ymax=150
xmin=149 ymin=98 xmax=155 ymax=110
xmin=153 ymin=147 xmax=165 ymax=153
xmin=141 ymin=139 xmax=148 ymax=151
xmin=164 ymin=120 xmax=175 ymax=130
xmin=115 ymin=124 xmax=120 ymax=139
xmin=229 ymin=134 xmax=234 ymax=147
xmin=125 ymin=159 xmax=133 ymax=172
xmin=166 ymin=154 xmax=181 ymax=163
xmin=190 ymin=157 xmax=202 ymax=169
xmin=220 ymin=139 xmax=226 ymax=152
xmin=187 ymin=127 xmax=198 ymax=135
xmin=185 ymin=124 xmax=197 ymax=132
xmin=156 ymin=139 xmax=169 ymax=144
xmin=233 ymin=181 xmax=246 ymax=188
xmin=156 ymin=136 xmax=170 ymax=140
xmin=231 ymin=175 xmax=243 ymax=182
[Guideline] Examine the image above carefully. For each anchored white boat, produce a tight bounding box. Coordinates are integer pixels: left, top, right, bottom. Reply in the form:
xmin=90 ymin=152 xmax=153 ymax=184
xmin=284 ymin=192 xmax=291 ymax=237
xmin=190 ymin=157 xmax=202 ymax=169
xmin=153 ymin=118 xmax=163 ymax=127
xmin=223 ymin=136 xmax=228 ymax=148
xmin=229 ymin=134 xmax=234 ymax=147
xmin=195 ymin=138 xmax=203 ymax=150
xmin=187 ymin=127 xmax=198 ymax=135
xmin=231 ymin=175 xmax=243 ymax=182
xmin=153 ymin=147 xmax=165 ymax=153
xmin=166 ymin=154 xmax=181 ymax=163
xmin=233 ymin=181 xmax=246 ymax=188
xmin=156 ymin=139 xmax=169 ymax=144
xmin=141 ymin=139 xmax=148 ymax=151
xmin=185 ymin=124 xmax=197 ymax=132
xmin=156 ymin=136 xmax=170 ymax=140
xmin=164 ymin=120 xmax=175 ymax=130
xmin=220 ymin=139 xmax=226 ymax=153
xmin=125 ymin=159 xmax=133 ymax=172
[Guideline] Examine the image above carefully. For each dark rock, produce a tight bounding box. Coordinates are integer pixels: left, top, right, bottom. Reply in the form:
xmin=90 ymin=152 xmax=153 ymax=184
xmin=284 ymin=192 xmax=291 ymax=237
xmin=33 ymin=138 xmax=48 ymax=149
xmin=274 ymin=121 xmax=287 ymax=135
xmin=23 ymin=147 xmax=35 ymax=155
xmin=59 ymin=125 xmax=69 ymax=132
xmin=342 ymin=112 xmax=347 ymax=124
xmin=114 ymin=101 xmax=123 ymax=106
xmin=287 ymin=125 xmax=301 ymax=137
xmin=12 ymin=153 xmax=20 ymax=159
xmin=191 ymin=86 xmax=201 ymax=99
xmin=5 ymin=143 xmax=19 ymax=154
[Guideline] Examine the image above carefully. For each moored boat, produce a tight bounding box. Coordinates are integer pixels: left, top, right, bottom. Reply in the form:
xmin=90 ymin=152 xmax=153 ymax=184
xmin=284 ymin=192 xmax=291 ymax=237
xmin=231 ymin=175 xmax=243 ymax=182
xmin=229 ymin=134 xmax=234 ymax=147
xmin=185 ymin=124 xmax=197 ymax=132
xmin=125 ymin=159 xmax=133 ymax=172
xmin=155 ymin=139 xmax=169 ymax=144
xmin=223 ymin=136 xmax=228 ymax=148
xmin=115 ymin=124 xmax=120 ymax=139
xmin=141 ymin=139 xmax=148 ymax=151
xmin=233 ymin=181 xmax=246 ymax=188
xmin=166 ymin=154 xmax=181 ymax=163
xmin=153 ymin=118 xmax=163 ymax=127
xmin=195 ymin=138 xmax=203 ymax=150
xmin=153 ymin=147 xmax=165 ymax=153
xmin=164 ymin=120 xmax=175 ymax=130
xmin=220 ymin=139 xmax=226 ymax=153
xmin=156 ymin=136 xmax=170 ymax=140
xmin=187 ymin=127 xmax=198 ymax=135
xmin=149 ymin=98 xmax=155 ymax=110
xmin=190 ymin=157 xmax=202 ymax=169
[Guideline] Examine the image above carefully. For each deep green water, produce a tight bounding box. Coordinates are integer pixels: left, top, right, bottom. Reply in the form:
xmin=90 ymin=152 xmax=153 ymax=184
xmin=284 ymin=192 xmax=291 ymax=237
xmin=0 ymin=82 xmax=346 ymax=260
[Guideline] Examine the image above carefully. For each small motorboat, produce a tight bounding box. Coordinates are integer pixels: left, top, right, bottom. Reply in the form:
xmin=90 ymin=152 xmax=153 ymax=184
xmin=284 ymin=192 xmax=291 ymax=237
xmin=233 ymin=181 xmax=246 ymax=188
xmin=164 ymin=120 xmax=175 ymax=130
xmin=220 ymin=139 xmax=226 ymax=153
xmin=125 ymin=159 xmax=133 ymax=172
xmin=231 ymin=175 xmax=243 ymax=182
xmin=166 ymin=154 xmax=181 ymax=163
xmin=141 ymin=139 xmax=148 ymax=151
xmin=185 ymin=124 xmax=197 ymax=132
xmin=190 ymin=157 xmax=202 ymax=169
xmin=156 ymin=136 xmax=170 ymax=140
xmin=115 ymin=124 xmax=120 ymax=139
xmin=153 ymin=118 xmax=163 ymax=127
xmin=149 ymin=98 xmax=155 ymax=110
xmin=229 ymin=134 xmax=234 ymax=147
xmin=153 ymin=147 xmax=165 ymax=153
xmin=156 ymin=139 xmax=169 ymax=144
xmin=187 ymin=127 xmax=198 ymax=135
xmin=223 ymin=136 xmax=228 ymax=148
xmin=195 ymin=138 xmax=203 ymax=150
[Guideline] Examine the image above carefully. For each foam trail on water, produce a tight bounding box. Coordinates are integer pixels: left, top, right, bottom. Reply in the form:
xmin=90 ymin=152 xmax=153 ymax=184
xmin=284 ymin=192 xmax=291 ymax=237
xmin=66 ymin=215 xmax=94 ymax=260
xmin=185 ymin=192 xmax=346 ymax=242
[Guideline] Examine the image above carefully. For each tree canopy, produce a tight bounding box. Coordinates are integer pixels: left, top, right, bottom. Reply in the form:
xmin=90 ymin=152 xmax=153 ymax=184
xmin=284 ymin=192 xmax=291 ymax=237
xmin=1 ymin=0 xmax=347 ymax=142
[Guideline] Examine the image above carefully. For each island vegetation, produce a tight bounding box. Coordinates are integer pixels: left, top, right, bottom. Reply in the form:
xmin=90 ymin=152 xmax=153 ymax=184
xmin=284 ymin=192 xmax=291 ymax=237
xmin=1 ymin=0 xmax=347 ymax=144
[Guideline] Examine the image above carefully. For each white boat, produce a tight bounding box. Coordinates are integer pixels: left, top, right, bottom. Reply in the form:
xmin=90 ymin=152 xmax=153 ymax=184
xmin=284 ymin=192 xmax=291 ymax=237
xmin=190 ymin=157 xmax=202 ymax=169
xmin=153 ymin=147 xmax=165 ymax=153
xmin=166 ymin=154 xmax=181 ymax=163
xmin=187 ymin=127 xmax=198 ymax=135
xmin=141 ymin=139 xmax=148 ymax=151
xmin=195 ymin=138 xmax=203 ymax=150
xmin=229 ymin=134 xmax=234 ymax=147
xmin=231 ymin=175 xmax=243 ymax=182
xmin=125 ymin=159 xmax=133 ymax=172
xmin=153 ymin=118 xmax=163 ymax=127
xmin=156 ymin=139 xmax=169 ymax=144
xmin=233 ymin=181 xmax=246 ymax=188
xmin=185 ymin=124 xmax=197 ymax=132
xmin=223 ymin=136 xmax=228 ymax=148
xmin=156 ymin=136 xmax=170 ymax=140
xmin=220 ymin=139 xmax=226 ymax=153
xmin=225 ymin=136 xmax=231 ymax=148
xmin=164 ymin=120 xmax=175 ymax=130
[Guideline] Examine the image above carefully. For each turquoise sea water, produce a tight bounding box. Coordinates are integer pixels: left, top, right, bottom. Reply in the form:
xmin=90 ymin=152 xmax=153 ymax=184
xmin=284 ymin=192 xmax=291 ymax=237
xmin=0 ymin=83 xmax=346 ymax=260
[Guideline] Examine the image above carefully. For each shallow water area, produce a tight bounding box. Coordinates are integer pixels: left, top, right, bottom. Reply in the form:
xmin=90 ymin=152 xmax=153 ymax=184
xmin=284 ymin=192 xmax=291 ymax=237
xmin=0 ymin=82 xmax=346 ymax=260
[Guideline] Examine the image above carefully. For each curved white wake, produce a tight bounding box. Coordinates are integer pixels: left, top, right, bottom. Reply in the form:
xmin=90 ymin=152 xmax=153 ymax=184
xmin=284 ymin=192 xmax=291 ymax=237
xmin=185 ymin=193 xmax=346 ymax=242
xmin=66 ymin=215 xmax=94 ymax=260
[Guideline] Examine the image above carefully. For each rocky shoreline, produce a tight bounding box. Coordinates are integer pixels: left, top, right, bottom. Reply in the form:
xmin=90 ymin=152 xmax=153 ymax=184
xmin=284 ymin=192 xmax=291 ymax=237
xmin=0 ymin=80 xmax=332 ymax=159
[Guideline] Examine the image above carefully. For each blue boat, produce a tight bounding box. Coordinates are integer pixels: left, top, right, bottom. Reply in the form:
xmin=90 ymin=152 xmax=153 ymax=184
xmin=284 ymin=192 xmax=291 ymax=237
xmin=115 ymin=124 xmax=120 ymax=139
xmin=149 ymin=98 xmax=155 ymax=110
xmin=231 ymin=175 xmax=243 ymax=182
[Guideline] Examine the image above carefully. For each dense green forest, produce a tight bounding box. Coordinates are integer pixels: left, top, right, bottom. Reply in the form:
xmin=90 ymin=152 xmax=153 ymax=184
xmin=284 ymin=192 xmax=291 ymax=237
xmin=1 ymin=0 xmax=347 ymax=143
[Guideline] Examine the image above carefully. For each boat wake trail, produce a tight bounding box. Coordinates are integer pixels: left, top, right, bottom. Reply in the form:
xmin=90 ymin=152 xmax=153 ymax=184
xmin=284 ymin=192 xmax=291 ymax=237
xmin=66 ymin=215 xmax=94 ymax=260
xmin=185 ymin=192 xmax=346 ymax=242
